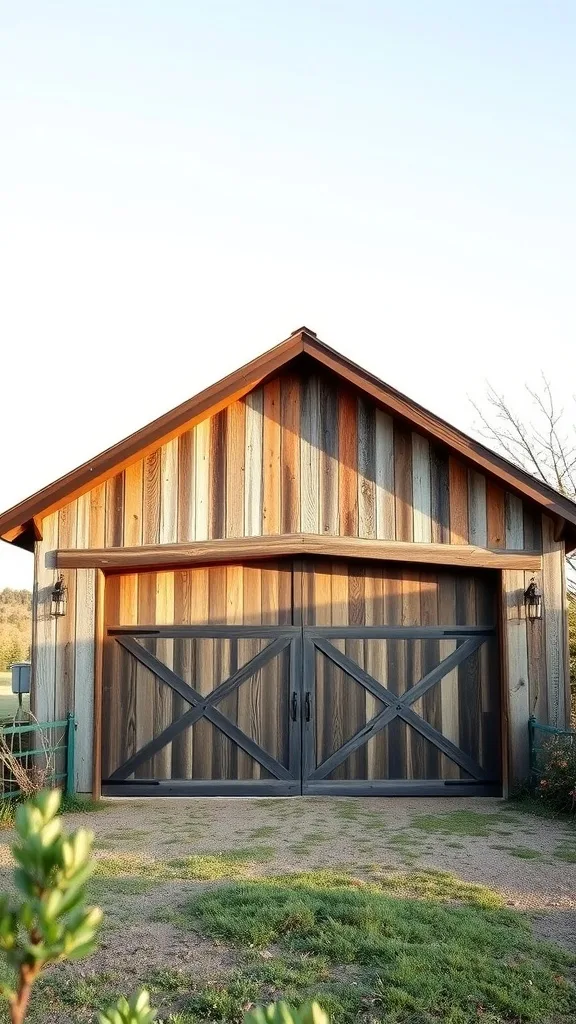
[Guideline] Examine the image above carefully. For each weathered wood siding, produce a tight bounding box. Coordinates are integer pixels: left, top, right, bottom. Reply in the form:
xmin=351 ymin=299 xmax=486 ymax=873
xmin=31 ymin=510 xmax=96 ymax=793
xmin=55 ymin=371 xmax=544 ymax=553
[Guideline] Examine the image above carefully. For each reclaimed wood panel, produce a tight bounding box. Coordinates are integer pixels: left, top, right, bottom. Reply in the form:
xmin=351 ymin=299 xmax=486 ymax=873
xmin=89 ymin=483 xmax=106 ymax=548
xmin=449 ymin=458 xmax=468 ymax=544
xmin=244 ymin=391 xmax=263 ymax=537
xmin=338 ymin=388 xmax=358 ymax=537
xmin=177 ymin=429 xmax=195 ymax=542
xmin=364 ymin=568 xmax=388 ymax=779
xmin=300 ymin=376 xmax=320 ymax=533
xmin=238 ymin=564 xmax=263 ymax=778
xmin=358 ymin=400 xmax=376 ymax=539
xmin=280 ymin=374 xmax=301 ymax=534
xmin=190 ymin=568 xmax=212 ymax=779
xmin=209 ymin=412 xmax=227 ymax=540
xmin=153 ymin=572 xmax=175 ymax=777
xmin=263 ymin=379 xmax=281 ymax=535
xmin=33 ymin=512 xmax=59 ymax=722
xmin=160 ymin=439 xmax=179 ymax=545
xmin=542 ymin=515 xmax=566 ymax=727
xmin=142 ymin=451 xmax=160 ymax=545
xmin=412 ymin=433 xmax=432 ymax=543
xmin=486 ymin=481 xmax=505 ymax=549
xmin=438 ymin=574 xmax=459 ymax=779
xmin=319 ymin=375 xmax=339 ymax=535
xmin=505 ymin=493 xmax=524 ymax=550
xmin=124 ymin=461 xmax=143 ymax=548
xmin=74 ymin=494 xmax=95 ymax=792
xmin=55 ymin=501 xmax=77 ymax=720
xmin=226 ymin=401 xmax=245 ymax=538
xmin=430 ymin=447 xmax=450 ymax=544
xmin=502 ymin=570 xmax=530 ymax=782
xmin=105 ymin=473 xmax=124 ymax=548
xmin=172 ymin=570 xmax=194 ymax=777
xmin=468 ymin=471 xmax=487 ymax=547
xmin=420 ymin=572 xmax=440 ymax=778
xmin=394 ymin=426 xmax=413 ymax=542
xmin=375 ymin=410 xmax=395 ymax=540
xmin=194 ymin=418 xmax=211 ymax=541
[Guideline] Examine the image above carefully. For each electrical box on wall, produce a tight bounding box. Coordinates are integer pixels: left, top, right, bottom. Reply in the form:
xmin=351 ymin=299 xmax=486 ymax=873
xmin=11 ymin=663 xmax=31 ymax=695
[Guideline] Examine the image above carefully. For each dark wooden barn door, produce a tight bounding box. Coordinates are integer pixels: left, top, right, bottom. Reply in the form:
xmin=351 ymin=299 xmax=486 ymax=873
xmin=102 ymin=626 xmax=302 ymax=796
xmin=301 ymin=626 xmax=500 ymax=796
xmin=101 ymin=560 xmax=501 ymax=796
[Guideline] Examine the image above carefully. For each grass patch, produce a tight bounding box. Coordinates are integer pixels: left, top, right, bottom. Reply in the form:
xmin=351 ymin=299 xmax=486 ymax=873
xmin=248 ymin=825 xmax=280 ymax=839
xmin=29 ymin=957 xmax=365 ymax=1024
xmin=491 ymin=845 xmax=544 ymax=860
xmin=99 ymin=828 xmax=151 ymax=842
xmin=168 ymin=847 xmax=275 ymax=880
xmin=185 ymin=870 xmax=575 ymax=1022
xmin=0 ymin=791 xmax=107 ymax=829
xmin=374 ymin=868 xmax=504 ymax=909
xmin=410 ymin=810 xmax=516 ymax=837
xmin=61 ymin=793 xmax=108 ymax=815
xmin=554 ymin=846 xmax=576 ymax=863
xmin=94 ymin=846 xmax=275 ymax=882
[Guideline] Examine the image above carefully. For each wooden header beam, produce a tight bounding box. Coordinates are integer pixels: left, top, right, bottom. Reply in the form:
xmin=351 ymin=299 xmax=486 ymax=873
xmin=54 ymin=534 xmax=542 ymax=572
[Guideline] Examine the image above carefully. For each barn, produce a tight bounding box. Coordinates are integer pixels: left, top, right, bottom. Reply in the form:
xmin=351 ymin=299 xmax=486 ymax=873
xmin=1 ymin=327 xmax=574 ymax=800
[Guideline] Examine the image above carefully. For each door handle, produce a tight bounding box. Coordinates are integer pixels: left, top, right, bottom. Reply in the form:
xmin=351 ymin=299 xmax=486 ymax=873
xmin=305 ymin=691 xmax=311 ymax=722
xmin=291 ymin=691 xmax=298 ymax=722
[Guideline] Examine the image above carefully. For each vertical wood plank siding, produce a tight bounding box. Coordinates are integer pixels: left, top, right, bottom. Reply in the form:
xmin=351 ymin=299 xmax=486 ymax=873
xmin=54 ymin=371 xmax=545 ymax=556
xmin=33 ymin=512 xmax=59 ymax=722
xmin=502 ymin=569 xmax=530 ymax=783
xmin=542 ymin=515 xmax=566 ymax=727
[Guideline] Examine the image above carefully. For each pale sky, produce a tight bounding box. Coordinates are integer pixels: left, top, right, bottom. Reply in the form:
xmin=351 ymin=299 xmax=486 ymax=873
xmin=1 ymin=2 xmax=575 ymax=589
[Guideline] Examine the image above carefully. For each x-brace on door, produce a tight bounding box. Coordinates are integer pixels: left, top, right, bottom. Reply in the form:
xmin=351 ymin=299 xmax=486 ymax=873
xmin=301 ymin=625 xmax=500 ymax=796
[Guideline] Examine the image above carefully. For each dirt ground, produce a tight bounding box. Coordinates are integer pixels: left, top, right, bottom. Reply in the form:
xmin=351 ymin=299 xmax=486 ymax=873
xmin=1 ymin=795 xmax=575 ymax=981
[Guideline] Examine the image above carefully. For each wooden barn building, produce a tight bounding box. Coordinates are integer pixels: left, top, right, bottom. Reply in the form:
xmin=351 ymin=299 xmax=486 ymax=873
xmin=1 ymin=328 xmax=574 ymax=799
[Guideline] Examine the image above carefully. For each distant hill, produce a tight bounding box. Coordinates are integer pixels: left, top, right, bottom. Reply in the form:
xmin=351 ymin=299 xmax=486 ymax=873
xmin=0 ymin=588 xmax=32 ymax=671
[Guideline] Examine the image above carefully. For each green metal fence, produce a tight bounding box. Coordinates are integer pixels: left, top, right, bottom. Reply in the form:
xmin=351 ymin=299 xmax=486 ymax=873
xmin=528 ymin=715 xmax=576 ymax=786
xmin=0 ymin=713 xmax=76 ymax=801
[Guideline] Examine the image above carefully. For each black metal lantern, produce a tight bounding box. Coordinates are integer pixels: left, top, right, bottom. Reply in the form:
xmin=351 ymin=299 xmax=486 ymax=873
xmin=524 ymin=577 xmax=542 ymax=621
xmin=50 ymin=575 xmax=67 ymax=617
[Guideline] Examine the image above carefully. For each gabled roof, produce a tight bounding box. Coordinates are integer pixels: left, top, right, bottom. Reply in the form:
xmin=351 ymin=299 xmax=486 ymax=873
xmin=2 ymin=326 xmax=576 ymax=551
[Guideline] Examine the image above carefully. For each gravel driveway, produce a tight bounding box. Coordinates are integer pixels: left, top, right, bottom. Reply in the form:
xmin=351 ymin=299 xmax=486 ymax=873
xmin=1 ymin=795 xmax=574 ymax=984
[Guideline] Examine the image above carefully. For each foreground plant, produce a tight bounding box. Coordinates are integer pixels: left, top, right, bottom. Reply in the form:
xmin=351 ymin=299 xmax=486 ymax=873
xmin=0 ymin=790 xmax=157 ymax=1024
xmin=244 ymin=1002 xmax=329 ymax=1024
xmin=0 ymin=790 xmax=328 ymax=1024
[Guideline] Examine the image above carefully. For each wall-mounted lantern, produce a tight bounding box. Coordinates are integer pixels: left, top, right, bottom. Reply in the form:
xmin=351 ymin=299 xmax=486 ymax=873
xmin=50 ymin=575 xmax=68 ymax=617
xmin=524 ymin=577 xmax=542 ymax=621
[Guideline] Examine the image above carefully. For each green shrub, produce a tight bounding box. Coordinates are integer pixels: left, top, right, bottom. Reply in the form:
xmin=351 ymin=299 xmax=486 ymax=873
xmin=535 ymin=734 xmax=576 ymax=813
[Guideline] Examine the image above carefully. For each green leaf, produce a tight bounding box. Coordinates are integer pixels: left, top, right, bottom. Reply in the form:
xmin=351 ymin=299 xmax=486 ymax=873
xmin=41 ymin=889 xmax=64 ymax=921
xmin=13 ymin=867 xmax=37 ymax=898
xmin=35 ymin=788 xmax=62 ymax=822
xmin=70 ymin=828 xmax=94 ymax=868
xmin=39 ymin=817 xmax=62 ymax=848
